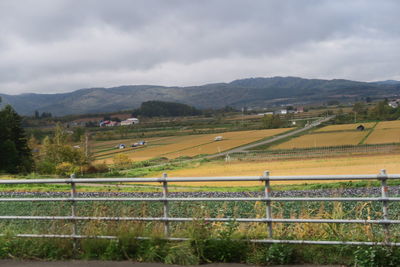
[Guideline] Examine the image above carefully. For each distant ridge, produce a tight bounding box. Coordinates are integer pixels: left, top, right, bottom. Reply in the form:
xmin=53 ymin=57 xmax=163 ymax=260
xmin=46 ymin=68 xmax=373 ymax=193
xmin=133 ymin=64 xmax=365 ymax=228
xmin=371 ymin=80 xmax=400 ymax=85
xmin=1 ymin=76 xmax=400 ymax=116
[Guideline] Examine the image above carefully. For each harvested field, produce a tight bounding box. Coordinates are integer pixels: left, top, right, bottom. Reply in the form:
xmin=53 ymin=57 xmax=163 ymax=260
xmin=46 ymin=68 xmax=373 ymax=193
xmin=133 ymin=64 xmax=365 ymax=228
xmin=156 ymin=154 xmax=400 ymax=186
xmin=165 ymin=128 xmax=290 ymax=158
xmin=315 ymin=122 xmax=375 ymax=132
xmin=364 ymin=128 xmax=400 ymax=144
xmin=94 ymin=128 xmax=292 ymax=163
xmin=271 ymin=131 xmax=368 ymax=150
xmin=92 ymin=136 xmax=170 ymax=152
xmin=375 ymin=120 xmax=400 ymax=130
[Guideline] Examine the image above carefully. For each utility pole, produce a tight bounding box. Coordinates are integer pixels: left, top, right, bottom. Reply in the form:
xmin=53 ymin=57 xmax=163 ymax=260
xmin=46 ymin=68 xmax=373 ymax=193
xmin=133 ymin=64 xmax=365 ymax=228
xmin=85 ymin=132 xmax=89 ymax=158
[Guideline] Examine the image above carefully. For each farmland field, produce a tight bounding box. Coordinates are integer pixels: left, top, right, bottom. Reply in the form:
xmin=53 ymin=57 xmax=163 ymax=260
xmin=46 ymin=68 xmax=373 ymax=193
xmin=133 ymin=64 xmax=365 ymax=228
xmin=314 ymin=122 xmax=375 ymax=132
xmin=364 ymin=128 xmax=400 ymax=144
xmin=270 ymin=131 xmax=368 ymax=150
xmin=93 ymin=128 xmax=292 ymax=163
xmin=375 ymin=120 xmax=400 ymax=129
xmin=154 ymin=153 xmax=400 ymax=187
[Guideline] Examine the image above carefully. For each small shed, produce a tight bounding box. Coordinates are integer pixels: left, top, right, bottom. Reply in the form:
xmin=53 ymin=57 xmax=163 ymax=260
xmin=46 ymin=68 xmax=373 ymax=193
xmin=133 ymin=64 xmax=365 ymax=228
xmin=356 ymin=125 xmax=365 ymax=131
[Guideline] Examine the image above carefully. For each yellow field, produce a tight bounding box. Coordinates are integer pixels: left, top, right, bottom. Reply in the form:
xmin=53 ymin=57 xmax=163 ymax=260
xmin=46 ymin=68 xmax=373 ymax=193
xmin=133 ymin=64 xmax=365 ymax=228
xmin=375 ymin=120 xmax=400 ymax=130
xmin=364 ymin=128 xmax=400 ymax=144
xmin=315 ymin=122 xmax=375 ymax=132
xmin=92 ymin=136 xmax=170 ymax=153
xmin=153 ymin=154 xmax=400 ymax=186
xmin=165 ymin=128 xmax=290 ymax=158
xmin=271 ymin=131 xmax=367 ymax=150
xmin=94 ymin=128 xmax=292 ymax=163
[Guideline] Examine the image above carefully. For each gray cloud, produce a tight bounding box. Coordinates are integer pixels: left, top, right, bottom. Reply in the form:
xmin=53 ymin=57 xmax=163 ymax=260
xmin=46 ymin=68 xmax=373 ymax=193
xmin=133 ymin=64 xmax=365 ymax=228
xmin=0 ymin=0 xmax=399 ymax=94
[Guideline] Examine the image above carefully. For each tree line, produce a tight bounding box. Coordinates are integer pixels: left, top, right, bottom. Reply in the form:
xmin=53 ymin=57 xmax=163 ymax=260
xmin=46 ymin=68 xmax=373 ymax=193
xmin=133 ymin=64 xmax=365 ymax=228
xmin=333 ymin=99 xmax=400 ymax=124
xmin=132 ymin=100 xmax=202 ymax=118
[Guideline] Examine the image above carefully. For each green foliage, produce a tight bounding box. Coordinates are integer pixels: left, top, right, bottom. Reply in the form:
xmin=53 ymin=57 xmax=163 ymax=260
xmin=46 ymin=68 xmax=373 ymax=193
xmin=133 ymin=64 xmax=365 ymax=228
xmin=164 ymin=242 xmax=199 ymax=265
xmin=133 ymin=100 xmax=202 ymax=118
xmin=0 ymin=237 xmax=72 ymax=260
xmin=0 ymin=104 xmax=33 ymax=173
xmin=247 ymin=244 xmax=294 ymax=265
xmin=71 ymin=127 xmax=85 ymax=142
xmin=37 ymin=123 xmax=88 ymax=175
xmin=262 ymin=114 xmax=285 ymax=129
xmin=353 ymin=246 xmax=400 ymax=267
xmin=353 ymin=102 xmax=368 ymax=116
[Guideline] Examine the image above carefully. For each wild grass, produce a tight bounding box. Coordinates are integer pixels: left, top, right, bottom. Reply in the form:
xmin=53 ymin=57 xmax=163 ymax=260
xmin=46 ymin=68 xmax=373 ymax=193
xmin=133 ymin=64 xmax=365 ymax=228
xmin=1 ymin=195 xmax=400 ymax=265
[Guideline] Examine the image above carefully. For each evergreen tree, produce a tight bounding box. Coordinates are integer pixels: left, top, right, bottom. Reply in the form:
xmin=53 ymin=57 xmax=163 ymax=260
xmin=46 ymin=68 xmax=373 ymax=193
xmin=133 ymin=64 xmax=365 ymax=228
xmin=0 ymin=104 xmax=33 ymax=173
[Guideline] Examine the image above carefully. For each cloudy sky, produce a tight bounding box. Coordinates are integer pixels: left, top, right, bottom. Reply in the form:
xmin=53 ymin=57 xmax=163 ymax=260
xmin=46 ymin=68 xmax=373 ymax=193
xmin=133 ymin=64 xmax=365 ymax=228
xmin=1 ymin=0 xmax=400 ymax=95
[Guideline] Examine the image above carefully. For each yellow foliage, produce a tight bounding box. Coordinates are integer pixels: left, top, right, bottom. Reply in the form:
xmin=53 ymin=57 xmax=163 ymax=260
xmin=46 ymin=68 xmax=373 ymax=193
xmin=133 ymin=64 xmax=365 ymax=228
xmin=55 ymin=162 xmax=78 ymax=176
xmin=113 ymin=153 xmax=132 ymax=168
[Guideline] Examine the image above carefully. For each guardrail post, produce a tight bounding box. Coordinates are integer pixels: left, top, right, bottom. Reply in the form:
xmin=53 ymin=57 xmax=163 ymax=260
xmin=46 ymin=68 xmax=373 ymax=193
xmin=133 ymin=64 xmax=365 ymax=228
xmin=70 ymin=173 xmax=78 ymax=253
xmin=162 ymin=173 xmax=169 ymax=237
xmin=379 ymin=169 xmax=390 ymax=242
xmin=263 ymin=171 xmax=273 ymax=238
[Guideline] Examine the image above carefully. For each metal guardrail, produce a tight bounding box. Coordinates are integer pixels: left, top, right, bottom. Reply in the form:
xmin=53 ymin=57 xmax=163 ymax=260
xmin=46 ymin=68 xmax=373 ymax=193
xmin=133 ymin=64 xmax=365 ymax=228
xmin=1 ymin=169 xmax=400 ymax=246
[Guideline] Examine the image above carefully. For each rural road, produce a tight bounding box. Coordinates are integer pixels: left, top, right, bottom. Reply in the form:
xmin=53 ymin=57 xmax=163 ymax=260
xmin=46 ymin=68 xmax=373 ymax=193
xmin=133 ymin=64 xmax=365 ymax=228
xmin=0 ymin=260 xmax=342 ymax=267
xmin=206 ymin=115 xmax=336 ymax=158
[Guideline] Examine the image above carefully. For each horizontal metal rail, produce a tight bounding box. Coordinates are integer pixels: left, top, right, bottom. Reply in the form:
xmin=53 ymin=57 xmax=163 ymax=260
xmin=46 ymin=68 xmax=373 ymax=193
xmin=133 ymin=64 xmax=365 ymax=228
xmin=1 ymin=197 xmax=400 ymax=202
xmin=1 ymin=233 xmax=399 ymax=246
xmin=0 ymin=215 xmax=399 ymax=224
xmin=1 ymin=174 xmax=400 ymax=184
xmin=1 ymin=170 xmax=399 ymax=246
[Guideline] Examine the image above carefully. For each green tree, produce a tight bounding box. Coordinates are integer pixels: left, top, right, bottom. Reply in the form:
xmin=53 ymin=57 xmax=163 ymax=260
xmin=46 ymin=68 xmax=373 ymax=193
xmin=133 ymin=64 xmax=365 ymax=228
xmin=37 ymin=123 xmax=88 ymax=175
xmin=0 ymin=104 xmax=33 ymax=173
xmin=352 ymin=102 xmax=368 ymax=115
xmin=262 ymin=114 xmax=284 ymax=129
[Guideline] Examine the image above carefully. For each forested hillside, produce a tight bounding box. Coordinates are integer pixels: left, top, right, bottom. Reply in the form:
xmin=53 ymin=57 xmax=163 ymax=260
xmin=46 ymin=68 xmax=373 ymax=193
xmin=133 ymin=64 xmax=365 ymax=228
xmin=1 ymin=77 xmax=400 ymax=116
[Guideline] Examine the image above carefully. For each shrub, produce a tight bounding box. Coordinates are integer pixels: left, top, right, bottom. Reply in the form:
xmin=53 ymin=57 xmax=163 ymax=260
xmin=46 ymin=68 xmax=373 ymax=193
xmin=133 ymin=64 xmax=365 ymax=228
xmin=55 ymin=162 xmax=78 ymax=176
xmin=113 ymin=154 xmax=132 ymax=169
xmin=353 ymin=246 xmax=400 ymax=267
xmin=36 ymin=160 xmax=56 ymax=174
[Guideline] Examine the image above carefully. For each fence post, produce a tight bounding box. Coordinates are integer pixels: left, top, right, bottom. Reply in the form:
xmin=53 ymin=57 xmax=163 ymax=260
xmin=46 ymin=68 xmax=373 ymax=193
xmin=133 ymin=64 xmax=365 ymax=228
xmin=70 ymin=173 xmax=78 ymax=253
xmin=263 ymin=171 xmax=273 ymax=238
xmin=379 ymin=169 xmax=390 ymax=242
xmin=162 ymin=173 xmax=169 ymax=237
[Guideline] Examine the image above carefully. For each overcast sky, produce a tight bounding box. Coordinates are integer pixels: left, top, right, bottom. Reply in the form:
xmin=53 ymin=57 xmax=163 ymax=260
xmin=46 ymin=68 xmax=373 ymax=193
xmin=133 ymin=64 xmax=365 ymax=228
xmin=1 ymin=0 xmax=400 ymax=95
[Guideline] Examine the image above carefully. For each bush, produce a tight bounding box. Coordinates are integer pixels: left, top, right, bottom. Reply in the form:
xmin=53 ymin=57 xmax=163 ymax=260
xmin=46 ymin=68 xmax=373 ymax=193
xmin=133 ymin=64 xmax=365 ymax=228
xmin=113 ymin=154 xmax=132 ymax=169
xmin=81 ymin=163 xmax=109 ymax=174
xmin=36 ymin=160 xmax=56 ymax=174
xmin=55 ymin=162 xmax=78 ymax=176
xmin=353 ymin=246 xmax=400 ymax=267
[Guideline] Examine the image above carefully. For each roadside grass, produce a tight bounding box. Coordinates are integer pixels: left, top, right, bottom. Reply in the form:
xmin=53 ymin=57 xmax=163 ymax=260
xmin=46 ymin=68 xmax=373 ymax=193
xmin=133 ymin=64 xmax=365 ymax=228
xmin=1 ymin=199 xmax=400 ymax=266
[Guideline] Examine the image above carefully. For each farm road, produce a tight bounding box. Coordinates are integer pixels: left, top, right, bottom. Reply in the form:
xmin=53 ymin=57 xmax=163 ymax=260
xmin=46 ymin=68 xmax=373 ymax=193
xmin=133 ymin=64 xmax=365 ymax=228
xmin=206 ymin=115 xmax=336 ymax=158
xmin=0 ymin=260 xmax=342 ymax=267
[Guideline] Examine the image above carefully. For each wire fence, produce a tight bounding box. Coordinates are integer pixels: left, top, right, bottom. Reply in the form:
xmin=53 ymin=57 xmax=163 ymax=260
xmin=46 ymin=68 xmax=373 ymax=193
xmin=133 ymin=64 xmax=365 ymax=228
xmin=225 ymin=143 xmax=400 ymax=161
xmin=1 ymin=170 xmax=400 ymax=246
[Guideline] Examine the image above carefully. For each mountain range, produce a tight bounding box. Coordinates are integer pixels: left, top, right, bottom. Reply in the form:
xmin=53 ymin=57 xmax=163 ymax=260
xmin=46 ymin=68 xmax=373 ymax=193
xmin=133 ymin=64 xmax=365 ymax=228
xmin=1 ymin=76 xmax=400 ymax=116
